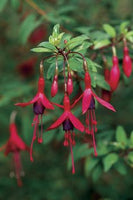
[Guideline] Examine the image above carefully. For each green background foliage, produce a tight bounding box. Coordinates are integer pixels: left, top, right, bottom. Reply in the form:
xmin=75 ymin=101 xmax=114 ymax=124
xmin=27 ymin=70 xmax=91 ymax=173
xmin=0 ymin=0 xmax=133 ymax=199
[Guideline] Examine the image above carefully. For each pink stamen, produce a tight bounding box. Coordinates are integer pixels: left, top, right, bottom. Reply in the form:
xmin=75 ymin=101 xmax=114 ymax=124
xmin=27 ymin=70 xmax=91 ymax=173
xmin=38 ymin=115 xmax=43 ymax=144
xmin=30 ymin=116 xmax=39 ymax=161
xmin=90 ymin=110 xmax=97 ymax=156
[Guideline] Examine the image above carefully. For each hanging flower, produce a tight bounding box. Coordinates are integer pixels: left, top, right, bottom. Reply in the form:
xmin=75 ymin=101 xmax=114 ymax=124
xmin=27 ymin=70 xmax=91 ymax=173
xmin=109 ymin=56 xmax=120 ymax=92
xmin=122 ymin=46 xmax=132 ymax=77
xmin=15 ymin=63 xmax=54 ymax=161
xmin=47 ymin=93 xmax=84 ymax=174
xmin=71 ymin=71 xmax=116 ymax=156
xmin=0 ymin=112 xmax=29 ymax=187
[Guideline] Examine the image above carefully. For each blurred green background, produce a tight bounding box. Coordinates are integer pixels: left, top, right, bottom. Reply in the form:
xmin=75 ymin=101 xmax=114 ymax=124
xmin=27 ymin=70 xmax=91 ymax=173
xmin=0 ymin=0 xmax=133 ymax=199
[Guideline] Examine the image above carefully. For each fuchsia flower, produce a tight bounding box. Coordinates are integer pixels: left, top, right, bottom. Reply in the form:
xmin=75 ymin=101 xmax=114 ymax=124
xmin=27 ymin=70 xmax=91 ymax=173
xmin=0 ymin=112 xmax=29 ymax=187
xmin=122 ymin=46 xmax=132 ymax=77
xmin=47 ymin=93 xmax=84 ymax=174
xmin=15 ymin=75 xmax=54 ymax=161
xmin=73 ymin=72 xmax=116 ymax=156
xmin=67 ymin=72 xmax=73 ymax=95
xmin=109 ymin=56 xmax=120 ymax=91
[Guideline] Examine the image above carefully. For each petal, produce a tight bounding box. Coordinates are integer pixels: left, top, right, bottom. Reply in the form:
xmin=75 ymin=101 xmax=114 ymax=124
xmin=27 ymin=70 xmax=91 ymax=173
xmin=40 ymin=93 xmax=54 ymax=110
xmin=92 ymin=91 xmax=116 ymax=112
xmin=47 ymin=112 xmax=68 ymax=130
xmin=68 ymin=112 xmax=84 ymax=132
xmin=82 ymin=89 xmax=92 ymax=114
xmin=15 ymin=94 xmax=39 ymax=107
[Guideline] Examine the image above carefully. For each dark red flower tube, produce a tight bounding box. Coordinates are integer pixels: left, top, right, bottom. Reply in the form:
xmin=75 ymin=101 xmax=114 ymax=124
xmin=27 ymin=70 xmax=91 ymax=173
xmin=122 ymin=46 xmax=132 ymax=77
xmin=109 ymin=56 xmax=120 ymax=92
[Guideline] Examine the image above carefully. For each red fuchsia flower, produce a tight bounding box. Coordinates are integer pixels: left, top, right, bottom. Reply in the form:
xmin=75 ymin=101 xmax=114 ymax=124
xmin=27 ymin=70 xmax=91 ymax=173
xmin=102 ymin=68 xmax=112 ymax=102
xmin=47 ymin=93 xmax=84 ymax=174
xmin=72 ymin=72 xmax=116 ymax=156
xmin=51 ymin=75 xmax=58 ymax=97
xmin=28 ymin=25 xmax=47 ymax=45
xmin=67 ymin=72 xmax=73 ymax=95
xmin=0 ymin=112 xmax=29 ymax=187
xmin=109 ymin=56 xmax=120 ymax=92
xmin=17 ymin=57 xmax=37 ymax=78
xmin=122 ymin=46 xmax=132 ymax=77
xmin=15 ymin=65 xmax=54 ymax=161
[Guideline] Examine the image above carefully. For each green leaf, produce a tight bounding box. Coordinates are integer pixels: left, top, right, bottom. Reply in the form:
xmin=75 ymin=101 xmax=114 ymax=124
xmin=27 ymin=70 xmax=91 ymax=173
xmin=52 ymin=24 xmax=60 ymax=37
xmin=126 ymin=31 xmax=133 ymax=42
xmin=0 ymin=0 xmax=8 ymax=12
xmin=128 ymin=152 xmax=133 ymax=163
xmin=47 ymin=60 xmax=63 ymax=79
xmin=38 ymin=41 xmax=56 ymax=51
xmin=11 ymin=0 xmax=20 ymax=9
xmin=91 ymin=73 xmax=110 ymax=90
xmin=93 ymin=39 xmax=111 ymax=49
xmin=103 ymin=153 xmax=119 ymax=172
xmin=19 ymin=14 xmax=43 ymax=44
xmin=103 ymin=24 xmax=116 ymax=38
xmin=130 ymin=131 xmax=133 ymax=147
xmin=84 ymin=157 xmax=99 ymax=176
xmin=66 ymin=35 xmax=89 ymax=49
xmin=31 ymin=47 xmax=53 ymax=53
xmin=73 ymin=41 xmax=92 ymax=53
xmin=114 ymin=161 xmax=127 ymax=175
xmin=116 ymin=126 xmax=127 ymax=148
xmin=92 ymin=165 xmax=102 ymax=182
xmin=68 ymin=57 xmax=83 ymax=72
xmin=120 ymin=21 xmax=129 ymax=34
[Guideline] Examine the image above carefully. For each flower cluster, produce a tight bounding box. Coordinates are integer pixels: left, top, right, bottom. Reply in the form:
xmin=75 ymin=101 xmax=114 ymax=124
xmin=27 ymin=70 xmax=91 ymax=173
xmin=15 ymin=44 xmax=115 ymax=173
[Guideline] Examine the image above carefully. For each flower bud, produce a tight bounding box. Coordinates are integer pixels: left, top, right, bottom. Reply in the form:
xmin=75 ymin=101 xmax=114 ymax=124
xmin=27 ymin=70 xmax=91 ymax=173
xmin=67 ymin=72 xmax=73 ymax=95
xmin=109 ymin=56 xmax=120 ymax=92
xmin=51 ymin=75 xmax=58 ymax=97
xmin=122 ymin=46 xmax=132 ymax=77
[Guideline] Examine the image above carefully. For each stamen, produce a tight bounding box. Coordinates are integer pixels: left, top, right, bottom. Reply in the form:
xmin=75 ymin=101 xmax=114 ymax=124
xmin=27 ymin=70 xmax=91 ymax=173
xmin=38 ymin=115 xmax=43 ymax=143
xmin=90 ymin=110 xmax=97 ymax=156
xmin=30 ymin=116 xmax=39 ymax=161
xmin=63 ymin=131 xmax=69 ymax=146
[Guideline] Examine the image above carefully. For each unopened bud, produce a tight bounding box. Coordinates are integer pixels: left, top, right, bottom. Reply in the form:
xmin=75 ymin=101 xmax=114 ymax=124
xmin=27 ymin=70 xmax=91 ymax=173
xmin=67 ymin=72 xmax=73 ymax=95
xmin=51 ymin=75 xmax=58 ymax=97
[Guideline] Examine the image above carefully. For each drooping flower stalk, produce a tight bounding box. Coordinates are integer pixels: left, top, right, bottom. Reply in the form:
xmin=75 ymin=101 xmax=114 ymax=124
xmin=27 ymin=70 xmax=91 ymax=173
xmin=47 ymin=93 xmax=84 ymax=174
xmin=0 ymin=111 xmax=29 ymax=187
xmin=15 ymin=62 xmax=54 ymax=161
